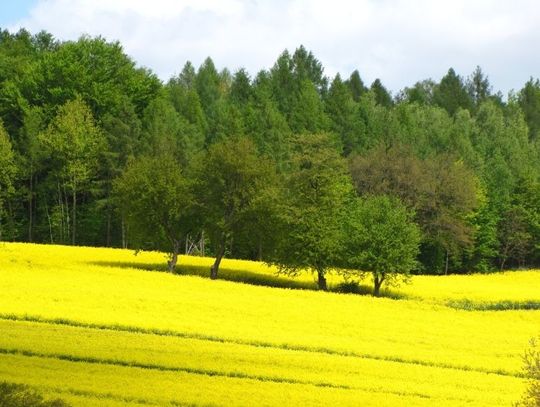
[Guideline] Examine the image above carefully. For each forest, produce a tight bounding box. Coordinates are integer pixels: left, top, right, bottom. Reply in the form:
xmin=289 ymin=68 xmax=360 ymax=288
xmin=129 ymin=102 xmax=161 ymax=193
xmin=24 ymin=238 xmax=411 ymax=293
xmin=0 ymin=28 xmax=539 ymax=285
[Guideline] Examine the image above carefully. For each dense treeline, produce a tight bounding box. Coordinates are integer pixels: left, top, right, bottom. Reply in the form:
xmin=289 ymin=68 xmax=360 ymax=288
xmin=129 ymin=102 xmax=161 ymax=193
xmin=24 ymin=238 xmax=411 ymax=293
xmin=1 ymin=28 xmax=539 ymax=285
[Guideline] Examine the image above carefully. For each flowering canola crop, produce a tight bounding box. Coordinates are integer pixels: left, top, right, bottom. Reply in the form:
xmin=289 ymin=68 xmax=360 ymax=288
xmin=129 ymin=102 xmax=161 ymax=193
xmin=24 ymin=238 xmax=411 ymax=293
xmin=0 ymin=242 xmax=538 ymax=406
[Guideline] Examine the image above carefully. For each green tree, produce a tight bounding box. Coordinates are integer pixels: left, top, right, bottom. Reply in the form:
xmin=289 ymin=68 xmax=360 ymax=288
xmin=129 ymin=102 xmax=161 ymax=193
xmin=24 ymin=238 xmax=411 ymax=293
xmin=350 ymin=145 xmax=478 ymax=274
xmin=345 ymin=70 xmax=367 ymax=102
xmin=18 ymin=106 xmax=46 ymax=242
xmin=291 ymin=45 xmax=327 ymax=93
xmin=141 ymin=95 xmax=203 ymax=164
xmin=99 ymin=97 xmax=141 ymax=246
xmin=244 ymin=76 xmax=292 ymax=168
xmin=0 ymin=121 xmax=17 ymax=240
xmin=113 ymin=154 xmax=193 ymax=271
xmin=28 ymin=35 xmax=160 ymax=119
xmin=325 ymin=74 xmax=365 ymax=155
xmin=370 ymin=79 xmax=393 ymax=107
xmin=268 ymin=133 xmax=353 ymax=290
xmin=195 ymin=57 xmax=221 ymax=115
xmin=497 ymin=205 xmax=534 ymax=270
xmin=519 ymin=78 xmax=540 ymax=141
xmin=229 ymin=69 xmax=252 ymax=106
xmin=433 ymin=68 xmax=472 ymax=115
xmin=398 ymin=80 xmax=436 ymax=105
xmin=466 ymin=66 xmax=491 ymax=110
xmin=195 ymin=137 xmax=278 ymax=279
xmin=288 ymin=80 xmax=329 ymax=133
xmin=343 ymin=195 xmax=421 ymax=296
xmin=38 ymin=96 xmax=106 ymax=245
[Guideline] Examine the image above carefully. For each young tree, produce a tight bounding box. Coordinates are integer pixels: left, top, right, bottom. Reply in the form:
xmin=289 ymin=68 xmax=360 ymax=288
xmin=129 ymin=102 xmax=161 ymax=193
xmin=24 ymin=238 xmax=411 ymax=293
xmin=516 ymin=338 xmax=540 ymax=407
xmin=38 ymin=96 xmax=106 ymax=245
xmin=195 ymin=137 xmax=278 ymax=279
xmin=113 ymin=154 xmax=194 ymax=271
xmin=268 ymin=133 xmax=353 ymax=290
xmin=343 ymin=195 xmax=421 ymax=296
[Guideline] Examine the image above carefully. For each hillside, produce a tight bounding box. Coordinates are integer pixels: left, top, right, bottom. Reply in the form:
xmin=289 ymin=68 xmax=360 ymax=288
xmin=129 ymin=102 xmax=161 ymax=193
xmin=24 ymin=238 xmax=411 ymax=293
xmin=0 ymin=243 xmax=539 ymax=405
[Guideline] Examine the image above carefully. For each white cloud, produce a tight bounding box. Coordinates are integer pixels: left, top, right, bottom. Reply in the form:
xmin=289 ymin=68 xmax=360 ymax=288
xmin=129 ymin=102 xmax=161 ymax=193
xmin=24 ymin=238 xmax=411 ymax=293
xmin=10 ymin=0 xmax=540 ymax=94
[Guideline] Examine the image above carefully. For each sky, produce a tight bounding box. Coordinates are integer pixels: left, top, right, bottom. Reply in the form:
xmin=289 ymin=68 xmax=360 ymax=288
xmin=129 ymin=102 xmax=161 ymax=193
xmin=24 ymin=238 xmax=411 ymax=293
xmin=2 ymin=0 xmax=540 ymax=95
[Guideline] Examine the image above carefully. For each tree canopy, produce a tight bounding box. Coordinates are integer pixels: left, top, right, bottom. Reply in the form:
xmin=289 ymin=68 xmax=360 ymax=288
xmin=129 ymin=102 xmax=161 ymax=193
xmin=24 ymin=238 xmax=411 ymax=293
xmin=0 ymin=28 xmax=539 ymax=277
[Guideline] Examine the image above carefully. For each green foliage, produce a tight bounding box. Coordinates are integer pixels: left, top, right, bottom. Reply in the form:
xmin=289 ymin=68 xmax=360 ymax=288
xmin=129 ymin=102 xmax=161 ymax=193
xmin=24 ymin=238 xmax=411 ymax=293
xmin=398 ymin=80 xmax=436 ymax=105
xmin=38 ymin=96 xmax=106 ymax=245
xmin=0 ymin=382 xmax=70 ymax=407
xmin=350 ymin=145 xmax=478 ymax=273
xmin=288 ymin=80 xmax=329 ymax=133
xmin=467 ymin=66 xmax=491 ymax=109
xmin=325 ymin=74 xmax=365 ymax=155
xmin=345 ymin=70 xmax=367 ymax=102
xmin=141 ymin=94 xmax=203 ymax=163
xmin=370 ymin=79 xmax=393 ymax=107
xmin=519 ymin=78 xmax=540 ymax=141
xmin=113 ymin=154 xmax=193 ymax=271
xmin=1 ymin=27 xmax=540 ymax=271
xmin=27 ymin=35 xmax=160 ymax=119
xmin=516 ymin=338 xmax=540 ymax=407
xmin=0 ymin=120 xmax=17 ymax=240
xmin=269 ymin=133 xmax=353 ymax=290
xmin=433 ymin=68 xmax=473 ymax=115
xmin=195 ymin=137 xmax=278 ymax=278
xmin=343 ymin=195 xmax=421 ymax=296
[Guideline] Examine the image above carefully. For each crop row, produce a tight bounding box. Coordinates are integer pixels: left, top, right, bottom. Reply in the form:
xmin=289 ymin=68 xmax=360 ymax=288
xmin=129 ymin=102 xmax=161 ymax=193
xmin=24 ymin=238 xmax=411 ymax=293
xmin=0 ymin=319 xmax=526 ymax=406
xmin=0 ymin=258 xmax=536 ymax=375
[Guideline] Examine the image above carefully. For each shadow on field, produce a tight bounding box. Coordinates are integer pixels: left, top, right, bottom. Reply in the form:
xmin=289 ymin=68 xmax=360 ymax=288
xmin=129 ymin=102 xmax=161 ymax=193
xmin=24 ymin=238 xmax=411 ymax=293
xmin=90 ymin=260 xmax=409 ymax=299
xmin=91 ymin=260 xmax=316 ymax=290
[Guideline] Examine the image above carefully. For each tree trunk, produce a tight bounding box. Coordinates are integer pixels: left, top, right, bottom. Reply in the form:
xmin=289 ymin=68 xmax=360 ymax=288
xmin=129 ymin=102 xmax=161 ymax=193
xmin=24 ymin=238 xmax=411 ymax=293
xmin=72 ymin=184 xmax=76 ymax=245
xmin=210 ymin=239 xmax=226 ymax=279
xmin=58 ymin=182 xmax=65 ymax=242
xmin=499 ymin=244 xmax=509 ymax=271
xmin=45 ymin=203 xmax=54 ymax=243
xmin=167 ymin=240 xmax=180 ymax=272
xmin=500 ymin=256 xmax=507 ymax=272
xmin=373 ymin=273 xmax=384 ymax=297
xmin=28 ymin=170 xmax=33 ymax=242
xmin=317 ymin=269 xmax=327 ymax=291
xmin=444 ymin=249 xmax=449 ymax=275
xmin=106 ymin=206 xmax=111 ymax=247
xmin=121 ymin=217 xmax=127 ymax=249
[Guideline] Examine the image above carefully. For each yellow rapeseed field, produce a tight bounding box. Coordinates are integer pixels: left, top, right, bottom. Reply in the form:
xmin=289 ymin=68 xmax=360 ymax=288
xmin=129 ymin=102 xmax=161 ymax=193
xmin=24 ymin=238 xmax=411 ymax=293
xmin=0 ymin=242 xmax=539 ymax=406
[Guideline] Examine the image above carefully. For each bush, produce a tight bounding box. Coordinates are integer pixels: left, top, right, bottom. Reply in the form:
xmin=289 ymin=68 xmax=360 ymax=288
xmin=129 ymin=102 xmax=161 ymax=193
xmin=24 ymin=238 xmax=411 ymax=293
xmin=517 ymin=338 xmax=540 ymax=407
xmin=0 ymin=382 xmax=70 ymax=407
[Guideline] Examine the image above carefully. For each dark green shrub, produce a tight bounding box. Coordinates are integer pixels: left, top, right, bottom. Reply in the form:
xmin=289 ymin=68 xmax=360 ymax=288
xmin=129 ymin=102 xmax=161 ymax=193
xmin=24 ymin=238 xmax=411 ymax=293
xmin=0 ymin=382 xmax=70 ymax=407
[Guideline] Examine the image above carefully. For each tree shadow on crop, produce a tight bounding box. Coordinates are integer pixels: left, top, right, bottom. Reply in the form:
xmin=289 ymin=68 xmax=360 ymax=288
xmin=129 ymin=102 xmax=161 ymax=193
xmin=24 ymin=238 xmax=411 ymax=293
xmin=90 ymin=260 xmax=316 ymax=290
xmin=89 ymin=259 xmax=410 ymax=299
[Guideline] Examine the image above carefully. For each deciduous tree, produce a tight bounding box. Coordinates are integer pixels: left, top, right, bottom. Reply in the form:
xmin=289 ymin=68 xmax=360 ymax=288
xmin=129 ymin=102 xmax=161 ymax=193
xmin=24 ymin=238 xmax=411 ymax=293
xmin=268 ymin=133 xmax=353 ymax=290
xmin=113 ymin=154 xmax=194 ymax=271
xmin=343 ymin=195 xmax=421 ymax=296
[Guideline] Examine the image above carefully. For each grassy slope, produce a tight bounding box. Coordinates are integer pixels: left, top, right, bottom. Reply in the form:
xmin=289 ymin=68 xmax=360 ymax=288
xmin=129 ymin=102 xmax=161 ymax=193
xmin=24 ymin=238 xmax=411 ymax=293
xmin=0 ymin=242 xmax=539 ymax=406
